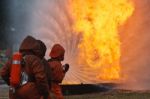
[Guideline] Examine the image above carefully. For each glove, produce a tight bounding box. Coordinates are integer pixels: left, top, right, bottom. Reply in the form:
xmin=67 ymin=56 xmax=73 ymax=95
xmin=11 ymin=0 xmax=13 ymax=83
xmin=63 ymin=63 xmax=69 ymax=73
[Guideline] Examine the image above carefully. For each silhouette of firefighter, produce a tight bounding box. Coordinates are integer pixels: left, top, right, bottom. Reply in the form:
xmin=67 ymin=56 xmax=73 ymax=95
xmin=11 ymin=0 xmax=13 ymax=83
xmin=48 ymin=44 xmax=69 ymax=99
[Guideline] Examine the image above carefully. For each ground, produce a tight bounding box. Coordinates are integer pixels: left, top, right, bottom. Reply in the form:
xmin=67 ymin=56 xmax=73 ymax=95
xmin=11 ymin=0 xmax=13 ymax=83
xmin=1 ymin=85 xmax=150 ymax=99
xmin=65 ymin=90 xmax=150 ymax=99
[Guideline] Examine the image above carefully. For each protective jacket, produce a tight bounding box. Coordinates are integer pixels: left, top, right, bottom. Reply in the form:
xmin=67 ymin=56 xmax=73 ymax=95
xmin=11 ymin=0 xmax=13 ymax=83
xmin=48 ymin=44 xmax=65 ymax=99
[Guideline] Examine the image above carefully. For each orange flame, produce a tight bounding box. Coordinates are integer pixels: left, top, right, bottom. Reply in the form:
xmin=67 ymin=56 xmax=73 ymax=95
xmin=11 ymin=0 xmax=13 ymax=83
xmin=69 ymin=0 xmax=134 ymax=81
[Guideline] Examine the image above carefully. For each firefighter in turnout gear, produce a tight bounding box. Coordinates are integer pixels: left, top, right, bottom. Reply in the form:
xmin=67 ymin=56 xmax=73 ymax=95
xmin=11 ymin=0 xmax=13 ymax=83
xmin=36 ymin=40 xmax=52 ymax=99
xmin=0 ymin=36 xmax=49 ymax=99
xmin=48 ymin=44 xmax=69 ymax=99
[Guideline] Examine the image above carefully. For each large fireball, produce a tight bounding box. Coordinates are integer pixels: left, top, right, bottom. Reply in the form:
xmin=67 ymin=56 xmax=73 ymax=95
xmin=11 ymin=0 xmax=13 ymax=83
xmin=69 ymin=0 xmax=134 ymax=81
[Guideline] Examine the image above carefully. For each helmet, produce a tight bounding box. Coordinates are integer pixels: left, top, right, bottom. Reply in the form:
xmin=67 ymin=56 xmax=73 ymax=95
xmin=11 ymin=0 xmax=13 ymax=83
xmin=49 ymin=44 xmax=65 ymax=60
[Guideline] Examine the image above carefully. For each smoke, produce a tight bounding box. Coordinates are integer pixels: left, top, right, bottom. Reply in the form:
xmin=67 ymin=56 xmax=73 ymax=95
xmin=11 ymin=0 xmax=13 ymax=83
xmin=120 ymin=0 xmax=150 ymax=90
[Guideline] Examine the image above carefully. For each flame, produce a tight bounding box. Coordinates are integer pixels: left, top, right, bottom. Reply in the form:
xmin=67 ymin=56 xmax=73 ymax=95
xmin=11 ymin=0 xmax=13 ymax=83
xmin=69 ymin=0 xmax=134 ymax=81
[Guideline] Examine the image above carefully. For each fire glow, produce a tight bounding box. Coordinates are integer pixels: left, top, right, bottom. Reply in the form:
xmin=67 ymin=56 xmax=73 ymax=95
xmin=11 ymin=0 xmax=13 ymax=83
xmin=69 ymin=0 xmax=134 ymax=81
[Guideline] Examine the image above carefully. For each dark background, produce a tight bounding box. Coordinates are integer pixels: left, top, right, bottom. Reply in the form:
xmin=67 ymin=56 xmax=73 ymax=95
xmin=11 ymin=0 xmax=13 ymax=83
xmin=0 ymin=0 xmax=34 ymax=50
xmin=0 ymin=0 xmax=10 ymax=49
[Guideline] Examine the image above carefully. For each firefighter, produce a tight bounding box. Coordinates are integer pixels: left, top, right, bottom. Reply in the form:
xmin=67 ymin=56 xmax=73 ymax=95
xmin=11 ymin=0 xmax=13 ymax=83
xmin=36 ymin=40 xmax=52 ymax=97
xmin=0 ymin=36 xmax=49 ymax=99
xmin=48 ymin=44 xmax=69 ymax=99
